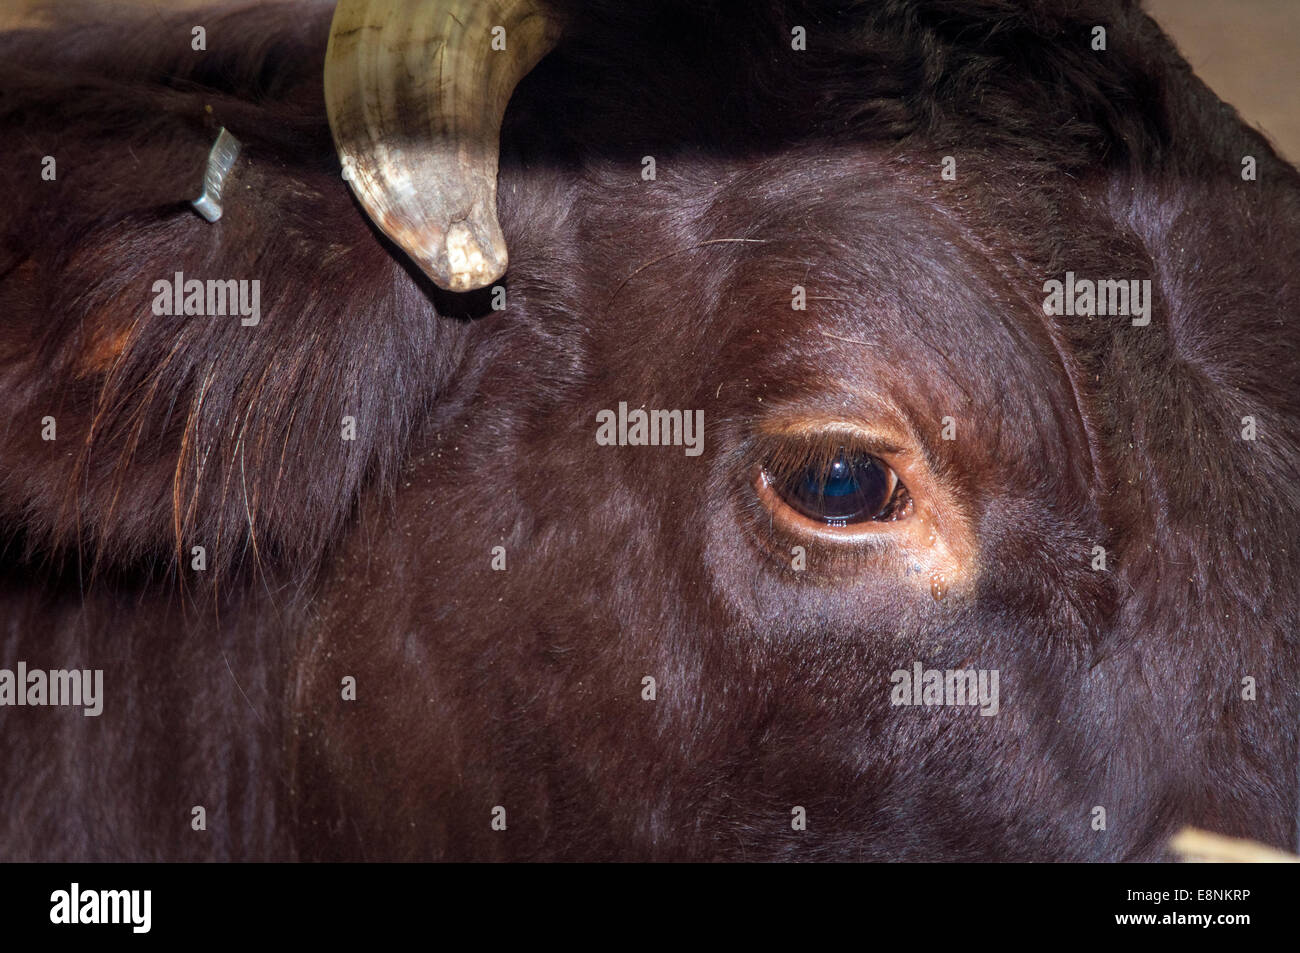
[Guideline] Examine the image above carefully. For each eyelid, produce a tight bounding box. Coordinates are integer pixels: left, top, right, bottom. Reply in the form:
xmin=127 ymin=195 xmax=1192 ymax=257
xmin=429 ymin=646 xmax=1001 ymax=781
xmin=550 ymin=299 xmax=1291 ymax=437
xmin=754 ymin=465 xmax=904 ymax=546
xmin=754 ymin=398 xmax=943 ymax=479
xmin=741 ymin=412 xmax=978 ymax=598
xmin=753 ymin=416 xmax=910 ymax=455
xmin=749 ymin=422 xmax=908 ymax=470
xmin=754 ymin=465 xmax=908 ymax=538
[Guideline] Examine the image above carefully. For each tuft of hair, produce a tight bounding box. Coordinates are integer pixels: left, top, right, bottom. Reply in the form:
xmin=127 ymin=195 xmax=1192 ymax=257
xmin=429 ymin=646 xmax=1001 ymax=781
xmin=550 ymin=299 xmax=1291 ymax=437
xmin=0 ymin=2 xmax=468 ymax=585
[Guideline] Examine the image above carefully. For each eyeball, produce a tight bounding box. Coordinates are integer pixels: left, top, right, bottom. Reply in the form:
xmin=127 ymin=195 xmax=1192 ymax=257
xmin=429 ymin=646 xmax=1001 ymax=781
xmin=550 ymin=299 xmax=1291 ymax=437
xmin=766 ymin=446 xmax=903 ymax=525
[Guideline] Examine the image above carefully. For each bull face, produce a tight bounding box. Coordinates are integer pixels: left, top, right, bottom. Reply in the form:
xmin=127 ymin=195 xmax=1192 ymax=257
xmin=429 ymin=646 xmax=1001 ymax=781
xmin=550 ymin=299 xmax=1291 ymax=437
xmin=293 ymin=140 xmax=1297 ymax=859
xmin=0 ymin=0 xmax=1297 ymax=863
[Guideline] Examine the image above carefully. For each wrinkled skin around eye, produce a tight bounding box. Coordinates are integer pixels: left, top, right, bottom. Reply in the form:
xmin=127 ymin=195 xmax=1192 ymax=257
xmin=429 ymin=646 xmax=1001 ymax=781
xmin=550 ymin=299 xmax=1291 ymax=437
xmin=771 ymin=447 xmax=899 ymax=524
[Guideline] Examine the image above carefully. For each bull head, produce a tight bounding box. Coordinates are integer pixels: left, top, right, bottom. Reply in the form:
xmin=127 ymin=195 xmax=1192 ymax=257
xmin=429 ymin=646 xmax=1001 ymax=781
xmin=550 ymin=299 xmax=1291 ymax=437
xmin=324 ymin=0 xmax=560 ymax=292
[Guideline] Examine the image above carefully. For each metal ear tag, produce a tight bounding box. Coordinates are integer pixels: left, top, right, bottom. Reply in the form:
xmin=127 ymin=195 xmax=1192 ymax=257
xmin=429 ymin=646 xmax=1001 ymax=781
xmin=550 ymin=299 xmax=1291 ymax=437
xmin=191 ymin=127 xmax=241 ymax=223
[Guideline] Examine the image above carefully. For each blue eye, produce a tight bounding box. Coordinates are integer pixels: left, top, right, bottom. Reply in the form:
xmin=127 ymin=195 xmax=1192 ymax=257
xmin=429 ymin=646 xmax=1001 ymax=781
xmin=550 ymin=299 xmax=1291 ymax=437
xmin=773 ymin=447 xmax=900 ymax=525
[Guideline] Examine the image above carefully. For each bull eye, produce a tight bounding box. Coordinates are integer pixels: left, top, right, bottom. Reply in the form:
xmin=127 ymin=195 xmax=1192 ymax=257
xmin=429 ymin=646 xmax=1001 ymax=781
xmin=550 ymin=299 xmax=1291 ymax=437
xmin=766 ymin=446 xmax=905 ymax=526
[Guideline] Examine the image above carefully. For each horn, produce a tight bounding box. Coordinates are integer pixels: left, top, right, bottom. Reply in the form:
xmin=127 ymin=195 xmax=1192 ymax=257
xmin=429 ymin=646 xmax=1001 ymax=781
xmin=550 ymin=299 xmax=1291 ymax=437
xmin=324 ymin=0 xmax=559 ymax=292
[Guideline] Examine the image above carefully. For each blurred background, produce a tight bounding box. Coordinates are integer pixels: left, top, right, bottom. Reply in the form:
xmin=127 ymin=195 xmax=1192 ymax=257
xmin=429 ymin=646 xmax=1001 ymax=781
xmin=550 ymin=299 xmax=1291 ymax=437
xmin=2 ymin=1 xmax=1297 ymax=161
xmin=1146 ymin=0 xmax=1297 ymax=161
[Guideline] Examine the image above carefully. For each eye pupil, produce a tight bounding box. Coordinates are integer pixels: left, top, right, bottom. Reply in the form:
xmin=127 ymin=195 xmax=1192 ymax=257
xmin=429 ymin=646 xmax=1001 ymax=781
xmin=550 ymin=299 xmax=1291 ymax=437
xmin=815 ymin=454 xmax=857 ymax=497
xmin=781 ymin=447 xmax=896 ymax=525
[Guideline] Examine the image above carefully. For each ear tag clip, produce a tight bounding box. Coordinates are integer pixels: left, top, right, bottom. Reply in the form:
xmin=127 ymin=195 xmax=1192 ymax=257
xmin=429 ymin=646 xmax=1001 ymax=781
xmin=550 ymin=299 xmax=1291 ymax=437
xmin=191 ymin=127 xmax=242 ymax=223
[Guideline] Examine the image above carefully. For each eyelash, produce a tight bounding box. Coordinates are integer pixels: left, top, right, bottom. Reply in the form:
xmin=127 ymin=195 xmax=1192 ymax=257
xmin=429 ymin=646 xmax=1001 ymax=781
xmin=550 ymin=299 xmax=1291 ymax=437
xmin=747 ymin=431 xmax=913 ymax=525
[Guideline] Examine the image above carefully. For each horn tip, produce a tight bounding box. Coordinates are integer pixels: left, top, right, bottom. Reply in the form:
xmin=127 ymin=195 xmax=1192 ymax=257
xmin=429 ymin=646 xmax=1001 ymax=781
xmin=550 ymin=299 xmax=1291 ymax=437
xmin=409 ymin=221 xmax=507 ymax=292
xmin=436 ymin=221 xmax=507 ymax=292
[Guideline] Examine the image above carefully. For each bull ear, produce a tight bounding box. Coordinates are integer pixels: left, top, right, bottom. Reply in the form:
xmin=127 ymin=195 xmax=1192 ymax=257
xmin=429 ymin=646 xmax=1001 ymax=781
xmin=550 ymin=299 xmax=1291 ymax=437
xmin=0 ymin=6 xmax=481 ymax=582
xmin=324 ymin=0 xmax=560 ymax=292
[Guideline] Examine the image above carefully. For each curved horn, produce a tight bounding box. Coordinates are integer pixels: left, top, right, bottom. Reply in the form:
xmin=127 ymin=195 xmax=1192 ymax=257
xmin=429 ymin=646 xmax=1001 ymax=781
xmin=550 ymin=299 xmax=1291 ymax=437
xmin=325 ymin=0 xmax=559 ymax=292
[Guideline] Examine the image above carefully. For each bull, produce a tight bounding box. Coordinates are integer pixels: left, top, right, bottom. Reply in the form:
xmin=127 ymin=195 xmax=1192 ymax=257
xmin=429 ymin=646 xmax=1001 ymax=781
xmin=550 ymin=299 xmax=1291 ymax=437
xmin=0 ymin=0 xmax=1297 ymax=861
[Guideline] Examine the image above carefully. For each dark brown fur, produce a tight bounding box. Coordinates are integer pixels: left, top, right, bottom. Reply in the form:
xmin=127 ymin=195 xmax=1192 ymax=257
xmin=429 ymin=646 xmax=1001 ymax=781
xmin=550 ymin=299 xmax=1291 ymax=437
xmin=0 ymin=0 xmax=1297 ymax=860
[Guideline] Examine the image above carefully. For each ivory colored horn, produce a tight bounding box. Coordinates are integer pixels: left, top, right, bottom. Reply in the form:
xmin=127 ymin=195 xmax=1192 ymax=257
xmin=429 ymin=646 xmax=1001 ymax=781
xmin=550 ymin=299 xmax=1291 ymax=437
xmin=324 ymin=0 xmax=559 ymax=291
